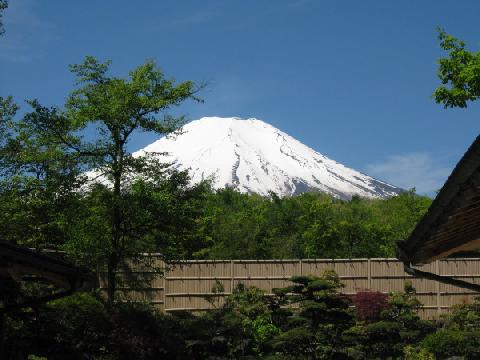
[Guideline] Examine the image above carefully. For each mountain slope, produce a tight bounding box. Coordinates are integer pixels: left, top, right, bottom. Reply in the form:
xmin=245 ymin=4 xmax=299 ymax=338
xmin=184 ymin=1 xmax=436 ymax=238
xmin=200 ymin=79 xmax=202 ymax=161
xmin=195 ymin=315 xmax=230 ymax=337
xmin=133 ymin=117 xmax=402 ymax=199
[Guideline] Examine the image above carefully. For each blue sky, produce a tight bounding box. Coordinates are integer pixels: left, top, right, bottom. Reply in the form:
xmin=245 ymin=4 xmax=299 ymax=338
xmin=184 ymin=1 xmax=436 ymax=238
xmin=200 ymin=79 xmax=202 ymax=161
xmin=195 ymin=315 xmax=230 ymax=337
xmin=1 ymin=0 xmax=479 ymax=196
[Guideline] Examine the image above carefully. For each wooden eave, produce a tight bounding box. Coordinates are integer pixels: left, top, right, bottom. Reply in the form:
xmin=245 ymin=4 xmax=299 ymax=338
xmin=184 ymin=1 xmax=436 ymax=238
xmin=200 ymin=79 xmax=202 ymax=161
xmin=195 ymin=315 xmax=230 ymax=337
xmin=397 ymin=135 xmax=480 ymax=265
xmin=0 ymin=241 xmax=94 ymax=291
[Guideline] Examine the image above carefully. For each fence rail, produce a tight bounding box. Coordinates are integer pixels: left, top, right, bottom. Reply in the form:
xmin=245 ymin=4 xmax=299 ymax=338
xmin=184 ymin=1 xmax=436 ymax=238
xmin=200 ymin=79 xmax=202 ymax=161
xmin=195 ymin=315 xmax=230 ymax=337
xmin=100 ymin=257 xmax=480 ymax=319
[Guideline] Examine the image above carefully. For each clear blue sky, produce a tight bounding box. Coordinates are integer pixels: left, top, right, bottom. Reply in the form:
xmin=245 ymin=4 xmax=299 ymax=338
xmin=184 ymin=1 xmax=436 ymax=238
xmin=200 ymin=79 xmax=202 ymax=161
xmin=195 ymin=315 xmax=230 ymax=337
xmin=1 ymin=0 xmax=479 ymax=195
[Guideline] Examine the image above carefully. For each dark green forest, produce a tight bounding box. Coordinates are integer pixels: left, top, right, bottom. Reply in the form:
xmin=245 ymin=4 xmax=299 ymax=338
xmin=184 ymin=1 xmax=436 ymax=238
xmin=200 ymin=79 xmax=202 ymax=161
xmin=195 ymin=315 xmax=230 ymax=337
xmin=193 ymin=188 xmax=431 ymax=260
xmin=0 ymin=175 xmax=432 ymax=263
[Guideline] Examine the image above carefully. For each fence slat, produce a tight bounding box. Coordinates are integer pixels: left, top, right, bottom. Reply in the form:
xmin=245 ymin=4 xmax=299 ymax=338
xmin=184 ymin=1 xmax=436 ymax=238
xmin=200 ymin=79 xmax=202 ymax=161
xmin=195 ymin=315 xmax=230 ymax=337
xmin=111 ymin=257 xmax=480 ymax=319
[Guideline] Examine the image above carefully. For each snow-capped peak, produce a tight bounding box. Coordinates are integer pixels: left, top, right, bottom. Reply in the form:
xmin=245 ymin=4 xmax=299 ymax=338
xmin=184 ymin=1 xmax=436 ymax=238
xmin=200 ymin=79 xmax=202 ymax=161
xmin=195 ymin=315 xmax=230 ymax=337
xmin=133 ymin=116 xmax=402 ymax=199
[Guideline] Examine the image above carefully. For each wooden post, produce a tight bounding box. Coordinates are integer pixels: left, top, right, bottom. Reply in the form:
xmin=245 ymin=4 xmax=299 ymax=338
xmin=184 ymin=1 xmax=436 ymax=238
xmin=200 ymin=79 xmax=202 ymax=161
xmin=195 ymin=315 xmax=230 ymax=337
xmin=162 ymin=260 xmax=167 ymax=312
xmin=368 ymin=259 xmax=372 ymax=290
xmin=299 ymin=259 xmax=303 ymax=276
xmin=161 ymin=272 xmax=166 ymax=312
xmin=436 ymin=260 xmax=441 ymax=317
xmin=230 ymin=260 xmax=234 ymax=294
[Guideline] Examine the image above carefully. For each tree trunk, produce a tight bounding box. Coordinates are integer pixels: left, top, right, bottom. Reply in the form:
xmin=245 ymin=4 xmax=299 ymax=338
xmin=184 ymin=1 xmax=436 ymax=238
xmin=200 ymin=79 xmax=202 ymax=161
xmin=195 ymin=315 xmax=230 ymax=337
xmin=0 ymin=313 xmax=5 ymax=359
xmin=106 ymin=257 xmax=116 ymax=306
xmin=107 ymin=180 xmax=121 ymax=305
xmin=107 ymin=142 xmax=123 ymax=306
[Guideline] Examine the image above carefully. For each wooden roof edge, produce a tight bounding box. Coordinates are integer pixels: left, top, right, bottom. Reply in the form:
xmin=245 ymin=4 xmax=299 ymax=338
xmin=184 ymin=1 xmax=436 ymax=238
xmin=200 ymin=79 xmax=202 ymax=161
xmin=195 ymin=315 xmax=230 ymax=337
xmin=397 ymin=134 xmax=480 ymax=265
xmin=0 ymin=240 xmax=94 ymax=284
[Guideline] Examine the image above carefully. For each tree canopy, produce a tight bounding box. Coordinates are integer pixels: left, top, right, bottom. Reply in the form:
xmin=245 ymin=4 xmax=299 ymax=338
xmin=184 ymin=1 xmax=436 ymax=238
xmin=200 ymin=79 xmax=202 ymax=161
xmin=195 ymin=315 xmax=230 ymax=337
xmin=434 ymin=29 xmax=480 ymax=108
xmin=0 ymin=0 xmax=8 ymax=36
xmin=0 ymin=57 xmax=206 ymax=304
xmin=193 ymin=188 xmax=431 ymax=260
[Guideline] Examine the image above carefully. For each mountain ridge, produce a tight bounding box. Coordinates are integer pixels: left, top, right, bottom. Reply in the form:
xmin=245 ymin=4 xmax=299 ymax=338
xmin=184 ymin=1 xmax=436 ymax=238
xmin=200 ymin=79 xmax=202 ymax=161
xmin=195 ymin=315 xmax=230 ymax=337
xmin=133 ymin=116 xmax=402 ymax=199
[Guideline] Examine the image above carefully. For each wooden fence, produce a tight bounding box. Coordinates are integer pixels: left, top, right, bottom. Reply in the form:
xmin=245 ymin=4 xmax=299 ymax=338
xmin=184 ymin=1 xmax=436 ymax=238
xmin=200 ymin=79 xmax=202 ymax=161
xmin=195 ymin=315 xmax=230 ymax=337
xmin=101 ymin=257 xmax=480 ymax=319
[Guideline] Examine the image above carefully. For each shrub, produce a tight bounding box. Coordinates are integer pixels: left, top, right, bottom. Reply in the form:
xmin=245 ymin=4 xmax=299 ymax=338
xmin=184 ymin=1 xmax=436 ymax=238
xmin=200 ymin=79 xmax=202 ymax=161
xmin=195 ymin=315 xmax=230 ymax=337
xmin=270 ymin=327 xmax=316 ymax=356
xmin=341 ymin=324 xmax=368 ymax=359
xmin=270 ymin=270 xmax=354 ymax=359
xmin=442 ymin=296 xmax=480 ymax=331
xmin=404 ymin=345 xmax=435 ymax=360
xmin=381 ymin=281 xmax=422 ymax=325
xmin=4 ymin=292 xmax=193 ymax=360
xmin=352 ymin=290 xmax=389 ymax=323
xmin=421 ymin=329 xmax=480 ymax=359
xmin=108 ymin=302 xmax=188 ymax=359
xmin=341 ymin=283 xmax=435 ymax=360
xmin=422 ymin=329 xmax=465 ymax=358
xmin=4 ymin=292 xmax=112 ymax=359
xmin=365 ymin=320 xmax=404 ymax=358
xmin=217 ymin=284 xmax=280 ymax=356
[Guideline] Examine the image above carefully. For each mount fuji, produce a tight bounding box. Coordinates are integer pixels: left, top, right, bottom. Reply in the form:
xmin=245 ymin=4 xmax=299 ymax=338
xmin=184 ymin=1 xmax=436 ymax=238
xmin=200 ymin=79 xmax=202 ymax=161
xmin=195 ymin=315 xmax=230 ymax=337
xmin=133 ymin=117 xmax=402 ymax=199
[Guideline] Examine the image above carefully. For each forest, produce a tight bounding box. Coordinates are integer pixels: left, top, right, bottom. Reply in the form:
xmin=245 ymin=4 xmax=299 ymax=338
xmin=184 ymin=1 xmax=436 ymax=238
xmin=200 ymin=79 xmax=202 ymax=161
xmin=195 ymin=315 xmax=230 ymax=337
xmin=192 ymin=188 xmax=431 ymax=260
xmin=0 ymin=169 xmax=432 ymax=263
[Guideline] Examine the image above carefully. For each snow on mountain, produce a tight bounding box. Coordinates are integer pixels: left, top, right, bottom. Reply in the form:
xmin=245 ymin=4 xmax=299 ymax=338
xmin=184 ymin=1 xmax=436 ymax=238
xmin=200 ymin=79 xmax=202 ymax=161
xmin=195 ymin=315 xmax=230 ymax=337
xmin=131 ymin=117 xmax=402 ymax=199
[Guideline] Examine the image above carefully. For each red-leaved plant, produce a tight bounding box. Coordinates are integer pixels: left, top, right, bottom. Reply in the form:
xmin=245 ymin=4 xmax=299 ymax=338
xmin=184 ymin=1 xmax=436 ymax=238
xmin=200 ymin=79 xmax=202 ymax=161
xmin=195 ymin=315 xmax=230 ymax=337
xmin=352 ymin=290 xmax=389 ymax=323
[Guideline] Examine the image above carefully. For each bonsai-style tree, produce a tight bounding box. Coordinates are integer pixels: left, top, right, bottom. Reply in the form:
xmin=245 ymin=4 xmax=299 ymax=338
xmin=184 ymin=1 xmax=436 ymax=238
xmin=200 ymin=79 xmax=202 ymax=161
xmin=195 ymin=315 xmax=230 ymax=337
xmin=271 ymin=270 xmax=354 ymax=359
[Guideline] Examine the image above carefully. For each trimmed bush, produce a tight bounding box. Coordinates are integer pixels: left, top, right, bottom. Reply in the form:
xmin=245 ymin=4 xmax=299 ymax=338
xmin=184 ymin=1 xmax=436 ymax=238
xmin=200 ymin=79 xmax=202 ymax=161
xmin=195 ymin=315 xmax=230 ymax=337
xmin=352 ymin=291 xmax=389 ymax=323
xmin=422 ymin=329 xmax=465 ymax=358
xmin=421 ymin=329 xmax=480 ymax=359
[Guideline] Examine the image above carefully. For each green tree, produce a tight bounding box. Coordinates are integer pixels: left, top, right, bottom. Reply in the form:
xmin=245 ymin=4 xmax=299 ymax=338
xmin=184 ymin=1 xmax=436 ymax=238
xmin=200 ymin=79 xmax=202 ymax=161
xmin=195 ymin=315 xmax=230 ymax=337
xmin=195 ymin=188 xmax=273 ymax=259
xmin=223 ymin=284 xmax=280 ymax=354
xmin=195 ymin=190 xmax=431 ymax=260
xmin=421 ymin=329 xmax=480 ymax=360
xmin=15 ymin=56 xmax=203 ymax=304
xmin=434 ymin=29 xmax=480 ymax=108
xmin=65 ymin=169 xmax=211 ymax=281
xmin=0 ymin=101 xmax=84 ymax=249
xmin=67 ymin=57 xmax=202 ymax=304
xmin=271 ymin=270 xmax=354 ymax=359
xmin=355 ymin=282 xmax=434 ymax=359
xmin=0 ymin=0 xmax=8 ymax=36
xmin=0 ymin=96 xmax=18 ymax=170
xmin=418 ymin=296 xmax=480 ymax=359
